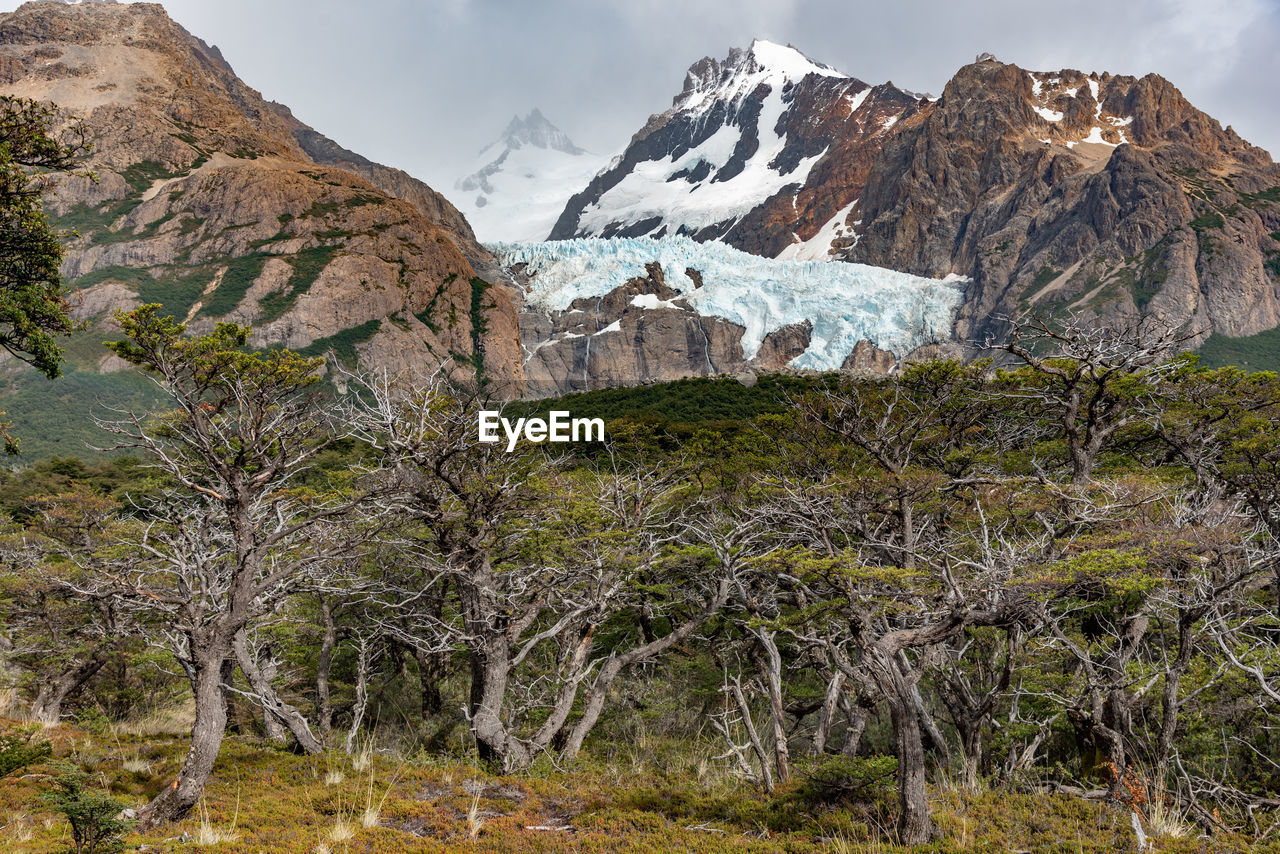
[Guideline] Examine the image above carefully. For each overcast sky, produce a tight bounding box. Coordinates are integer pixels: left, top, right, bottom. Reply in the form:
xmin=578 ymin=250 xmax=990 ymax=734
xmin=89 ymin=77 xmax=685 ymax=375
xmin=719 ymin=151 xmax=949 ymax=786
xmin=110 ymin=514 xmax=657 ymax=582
xmin=10 ymin=0 xmax=1280 ymax=193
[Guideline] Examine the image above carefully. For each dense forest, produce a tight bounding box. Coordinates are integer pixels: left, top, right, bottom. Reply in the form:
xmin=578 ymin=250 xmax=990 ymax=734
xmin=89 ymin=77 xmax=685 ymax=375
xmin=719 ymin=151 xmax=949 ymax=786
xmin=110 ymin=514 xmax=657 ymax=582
xmin=2 ymin=309 xmax=1280 ymax=852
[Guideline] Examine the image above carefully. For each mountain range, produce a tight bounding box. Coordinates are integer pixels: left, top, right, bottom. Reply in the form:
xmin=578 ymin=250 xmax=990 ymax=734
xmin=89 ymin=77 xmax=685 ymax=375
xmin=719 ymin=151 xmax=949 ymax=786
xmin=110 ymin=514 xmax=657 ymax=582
xmin=553 ymin=40 xmax=1280 ymax=350
xmin=0 ymin=1 xmax=1277 ymax=454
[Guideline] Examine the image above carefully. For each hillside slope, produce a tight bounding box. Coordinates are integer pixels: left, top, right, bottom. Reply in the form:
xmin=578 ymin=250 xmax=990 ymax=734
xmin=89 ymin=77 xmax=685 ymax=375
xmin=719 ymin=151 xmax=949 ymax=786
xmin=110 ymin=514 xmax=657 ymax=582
xmin=0 ymin=0 xmax=524 ymax=421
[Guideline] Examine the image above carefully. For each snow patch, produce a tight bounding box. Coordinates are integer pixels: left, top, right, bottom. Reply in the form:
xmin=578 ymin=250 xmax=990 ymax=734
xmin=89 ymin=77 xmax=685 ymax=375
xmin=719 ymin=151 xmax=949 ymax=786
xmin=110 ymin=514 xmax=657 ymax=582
xmin=495 ymin=237 xmax=964 ymax=370
xmin=1081 ymin=126 xmax=1118 ymax=146
xmin=843 ymin=86 xmax=872 ymax=116
xmin=630 ymin=293 xmax=684 ymax=310
xmin=1034 ymin=106 xmax=1064 ymax=123
xmin=776 ymin=200 xmax=859 ymax=262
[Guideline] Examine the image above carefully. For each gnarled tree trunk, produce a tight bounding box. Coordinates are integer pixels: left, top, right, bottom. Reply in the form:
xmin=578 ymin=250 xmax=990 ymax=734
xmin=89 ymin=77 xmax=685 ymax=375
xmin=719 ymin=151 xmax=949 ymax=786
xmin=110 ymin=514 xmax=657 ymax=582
xmin=136 ymin=649 xmax=230 ymax=829
xmin=31 ymin=653 xmax=107 ymax=725
xmin=232 ymin=630 xmax=322 ymax=754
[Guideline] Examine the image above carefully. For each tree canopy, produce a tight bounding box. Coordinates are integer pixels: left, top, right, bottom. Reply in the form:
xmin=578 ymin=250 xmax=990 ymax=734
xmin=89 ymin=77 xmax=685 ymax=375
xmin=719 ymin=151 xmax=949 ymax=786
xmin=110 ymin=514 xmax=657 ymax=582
xmin=0 ymin=95 xmax=90 ymax=453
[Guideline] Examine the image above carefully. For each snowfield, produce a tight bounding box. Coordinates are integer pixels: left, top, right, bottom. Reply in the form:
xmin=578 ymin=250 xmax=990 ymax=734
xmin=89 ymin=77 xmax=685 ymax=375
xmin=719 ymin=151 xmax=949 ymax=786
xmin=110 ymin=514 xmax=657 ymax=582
xmin=494 ymin=237 xmax=966 ymax=371
xmin=457 ymin=143 xmax=607 ymax=242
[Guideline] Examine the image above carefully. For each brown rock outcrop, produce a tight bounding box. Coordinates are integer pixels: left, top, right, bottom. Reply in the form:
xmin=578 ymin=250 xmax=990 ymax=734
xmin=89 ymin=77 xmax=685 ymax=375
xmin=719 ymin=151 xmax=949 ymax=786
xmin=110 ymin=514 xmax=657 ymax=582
xmin=845 ymin=59 xmax=1280 ymax=346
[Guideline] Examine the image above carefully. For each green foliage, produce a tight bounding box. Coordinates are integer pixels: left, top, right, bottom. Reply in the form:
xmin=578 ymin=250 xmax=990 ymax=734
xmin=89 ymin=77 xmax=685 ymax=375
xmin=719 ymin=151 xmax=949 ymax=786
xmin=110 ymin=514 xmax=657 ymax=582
xmin=1190 ymin=211 xmax=1225 ymax=231
xmin=464 ymin=276 xmax=491 ymax=381
xmin=107 ymin=305 xmax=323 ymax=393
xmin=791 ymin=755 xmax=897 ymax=807
xmin=256 ymin=245 xmax=340 ymax=323
xmin=0 ymin=95 xmax=90 ymax=451
xmin=0 ymin=338 xmax=167 ymax=460
xmin=296 ymin=316 xmax=381 ymax=366
xmin=67 ymin=264 xmax=217 ymax=320
xmin=1241 ymin=186 xmax=1280 ymax=207
xmin=515 ymin=374 xmax=810 ymax=426
xmin=196 ymin=252 xmax=269 ymax=318
xmin=1130 ymin=240 xmax=1171 ymax=310
xmin=1198 ymin=326 xmax=1280 ymax=372
xmin=116 ymin=160 xmax=173 ymax=195
xmin=38 ymin=762 xmax=132 ymax=854
xmin=0 ymin=728 xmax=52 ymax=777
xmin=1266 ymin=252 xmax=1280 ymax=281
xmin=0 ymin=454 xmax=151 ymax=520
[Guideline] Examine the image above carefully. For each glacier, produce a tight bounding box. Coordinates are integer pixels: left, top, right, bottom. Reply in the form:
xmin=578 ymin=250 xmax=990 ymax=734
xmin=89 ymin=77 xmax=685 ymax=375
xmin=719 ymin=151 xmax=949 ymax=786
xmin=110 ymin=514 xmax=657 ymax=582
xmin=493 ymin=237 xmax=966 ymax=371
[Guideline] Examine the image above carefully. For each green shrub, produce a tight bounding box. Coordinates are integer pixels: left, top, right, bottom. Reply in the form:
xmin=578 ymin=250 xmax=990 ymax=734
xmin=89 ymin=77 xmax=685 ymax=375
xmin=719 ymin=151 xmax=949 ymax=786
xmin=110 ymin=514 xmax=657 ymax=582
xmin=39 ymin=762 xmax=133 ymax=854
xmin=0 ymin=727 xmax=52 ymax=777
xmin=792 ymin=755 xmax=897 ymax=807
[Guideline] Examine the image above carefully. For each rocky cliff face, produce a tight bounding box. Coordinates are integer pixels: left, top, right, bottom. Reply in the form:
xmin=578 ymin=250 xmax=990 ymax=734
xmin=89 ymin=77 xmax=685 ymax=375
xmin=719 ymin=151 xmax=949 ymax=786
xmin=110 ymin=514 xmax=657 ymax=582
xmin=0 ymin=0 xmax=524 ymax=394
xmin=549 ymin=40 xmax=926 ymax=259
xmin=845 ymin=57 xmax=1280 ymax=345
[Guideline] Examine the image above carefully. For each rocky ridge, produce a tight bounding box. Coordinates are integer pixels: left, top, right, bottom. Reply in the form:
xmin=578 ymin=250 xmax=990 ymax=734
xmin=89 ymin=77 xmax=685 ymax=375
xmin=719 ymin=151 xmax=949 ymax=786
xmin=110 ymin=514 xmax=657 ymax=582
xmin=845 ymin=57 xmax=1280 ymax=345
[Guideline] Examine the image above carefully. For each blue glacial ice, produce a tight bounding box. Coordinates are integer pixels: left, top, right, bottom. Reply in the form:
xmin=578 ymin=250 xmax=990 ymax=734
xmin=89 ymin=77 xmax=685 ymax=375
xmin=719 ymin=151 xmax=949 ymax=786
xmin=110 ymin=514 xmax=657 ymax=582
xmin=491 ymin=237 xmax=967 ymax=371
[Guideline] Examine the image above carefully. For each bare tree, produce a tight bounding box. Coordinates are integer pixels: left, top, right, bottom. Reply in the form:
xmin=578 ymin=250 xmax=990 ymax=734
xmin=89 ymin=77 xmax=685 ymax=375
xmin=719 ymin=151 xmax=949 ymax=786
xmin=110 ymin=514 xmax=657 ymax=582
xmin=997 ymin=313 xmax=1191 ymax=484
xmin=77 ymin=307 xmax=366 ymax=827
xmin=0 ymin=489 xmax=137 ymax=724
xmin=352 ymin=371 xmax=733 ymax=770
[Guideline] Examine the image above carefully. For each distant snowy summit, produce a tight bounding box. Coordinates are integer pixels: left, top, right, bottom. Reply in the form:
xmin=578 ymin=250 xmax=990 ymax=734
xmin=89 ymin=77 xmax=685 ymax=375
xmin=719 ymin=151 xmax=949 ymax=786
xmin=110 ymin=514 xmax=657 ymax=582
xmin=455 ymin=109 xmax=608 ymax=243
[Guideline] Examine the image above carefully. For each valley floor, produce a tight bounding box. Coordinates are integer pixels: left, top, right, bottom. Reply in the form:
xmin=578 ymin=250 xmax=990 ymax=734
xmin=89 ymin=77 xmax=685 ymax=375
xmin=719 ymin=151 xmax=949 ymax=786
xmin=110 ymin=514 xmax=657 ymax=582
xmin=0 ymin=718 xmax=1272 ymax=854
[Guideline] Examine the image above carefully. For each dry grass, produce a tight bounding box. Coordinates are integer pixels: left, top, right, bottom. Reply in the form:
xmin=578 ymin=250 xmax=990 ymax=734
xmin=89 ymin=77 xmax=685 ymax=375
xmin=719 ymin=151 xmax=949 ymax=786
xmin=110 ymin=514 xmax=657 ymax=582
xmin=351 ymin=740 xmax=374 ymax=773
xmin=1144 ymin=797 xmax=1194 ymax=839
xmin=193 ymin=793 xmax=241 ymax=845
xmin=360 ymin=763 xmax=401 ymax=829
xmin=466 ymin=789 xmax=484 ymax=839
xmin=2 ymin=811 xmax=34 ymax=845
xmin=120 ymin=753 xmax=152 ymax=774
xmin=327 ymin=815 xmax=356 ymax=843
xmin=112 ymin=700 xmax=196 ymax=737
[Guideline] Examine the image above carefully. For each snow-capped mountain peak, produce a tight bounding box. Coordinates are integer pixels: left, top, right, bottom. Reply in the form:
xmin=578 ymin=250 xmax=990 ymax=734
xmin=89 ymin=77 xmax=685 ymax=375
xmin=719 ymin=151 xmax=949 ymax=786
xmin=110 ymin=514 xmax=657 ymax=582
xmin=748 ymin=39 xmax=846 ymax=82
xmin=674 ymin=39 xmax=846 ymax=113
xmin=551 ymin=42 xmax=925 ymax=259
xmin=456 ymin=110 xmax=607 ymax=242
xmin=487 ymin=108 xmax=585 ymax=157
